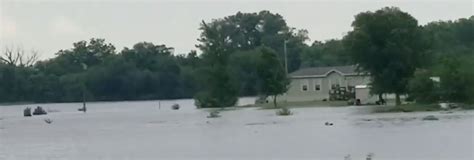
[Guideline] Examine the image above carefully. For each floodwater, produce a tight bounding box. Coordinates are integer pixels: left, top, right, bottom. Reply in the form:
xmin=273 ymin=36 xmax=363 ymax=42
xmin=1 ymin=98 xmax=473 ymax=160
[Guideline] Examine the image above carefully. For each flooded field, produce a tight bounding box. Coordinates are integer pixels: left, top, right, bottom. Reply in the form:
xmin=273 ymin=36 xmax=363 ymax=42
xmin=1 ymin=98 xmax=473 ymax=160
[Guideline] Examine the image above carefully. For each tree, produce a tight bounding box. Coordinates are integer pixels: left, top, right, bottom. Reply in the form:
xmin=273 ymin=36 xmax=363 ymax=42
xmin=413 ymin=16 xmax=474 ymax=104
xmin=194 ymin=21 xmax=239 ymax=108
xmin=343 ymin=7 xmax=428 ymax=105
xmin=37 ymin=38 xmax=116 ymax=76
xmin=228 ymin=49 xmax=261 ymax=96
xmin=256 ymin=47 xmax=289 ymax=108
xmin=301 ymin=39 xmax=351 ymax=67
xmin=408 ymin=69 xmax=439 ymax=103
xmin=436 ymin=55 xmax=474 ymax=103
xmin=1 ymin=46 xmax=39 ymax=67
xmin=197 ymin=10 xmax=308 ymax=73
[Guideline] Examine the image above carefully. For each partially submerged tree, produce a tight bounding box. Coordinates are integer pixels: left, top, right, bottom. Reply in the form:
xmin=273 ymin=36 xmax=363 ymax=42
xmin=256 ymin=47 xmax=289 ymax=108
xmin=408 ymin=69 xmax=439 ymax=103
xmin=301 ymin=39 xmax=351 ymax=67
xmin=194 ymin=21 xmax=239 ymax=108
xmin=196 ymin=10 xmax=308 ymax=73
xmin=436 ymin=55 xmax=474 ymax=103
xmin=343 ymin=7 xmax=428 ymax=105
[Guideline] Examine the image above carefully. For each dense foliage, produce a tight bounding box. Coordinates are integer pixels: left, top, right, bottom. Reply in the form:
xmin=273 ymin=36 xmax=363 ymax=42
xmin=0 ymin=9 xmax=472 ymax=106
xmin=255 ymin=47 xmax=289 ymax=107
xmin=1 ymin=40 xmax=195 ymax=103
xmin=343 ymin=7 xmax=428 ymax=105
xmin=408 ymin=16 xmax=474 ymax=104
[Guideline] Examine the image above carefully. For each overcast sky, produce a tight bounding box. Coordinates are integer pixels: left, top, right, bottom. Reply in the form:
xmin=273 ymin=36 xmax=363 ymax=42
xmin=1 ymin=0 xmax=473 ymax=59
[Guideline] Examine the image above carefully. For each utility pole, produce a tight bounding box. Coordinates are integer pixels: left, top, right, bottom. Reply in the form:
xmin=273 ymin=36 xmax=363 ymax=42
xmin=82 ymin=84 xmax=87 ymax=113
xmin=81 ymin=63 xmax=88 ymax=113
xmin=283 ymin=40 xmax=288 ymax=75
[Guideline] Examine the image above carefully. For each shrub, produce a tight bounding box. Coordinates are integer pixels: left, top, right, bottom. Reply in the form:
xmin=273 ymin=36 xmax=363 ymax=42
xmin=33 ymin=106 xmax=47 ymax=115
xmin=408 ymin=69 xmax=440 ymax=103
xmin=23 ymin=107 xmax=32 ymax=117
xmin=276 ymin=107 xmax=292 ymax=116
xmin=194 ymin=92 xmax=237 ymax=108
xmin=436 ymin=55 xmax=474 ymax=103
xmin=44 ymin=118 xmax=53 ymax=124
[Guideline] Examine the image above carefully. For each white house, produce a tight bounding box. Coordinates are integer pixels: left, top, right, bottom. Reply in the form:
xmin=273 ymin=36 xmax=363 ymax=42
xmin=282 ymin=65 xmax=371 ymax=102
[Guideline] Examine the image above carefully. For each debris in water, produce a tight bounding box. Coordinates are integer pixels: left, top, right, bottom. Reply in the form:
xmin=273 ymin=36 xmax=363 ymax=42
xmin=422 ymin=115 xmax=439 ymax=121
xmin=245 ymin=122 xmax=266 ymax=126
xmin=366 ymin=153 xmax=374 ymax=160
xmin=44 ymin=118 xmax=53 ymax=124
xmin=344 ymin=154 xmax=351 ymax=160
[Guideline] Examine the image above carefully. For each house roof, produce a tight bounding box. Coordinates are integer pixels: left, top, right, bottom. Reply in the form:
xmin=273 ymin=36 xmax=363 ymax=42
xmin=289 ymin=65 xmax=359 ymax=78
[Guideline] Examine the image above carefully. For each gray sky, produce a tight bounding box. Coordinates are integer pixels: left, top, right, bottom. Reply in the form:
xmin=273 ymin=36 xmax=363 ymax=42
xmin=1 ymin=0 xmax=473 ymax=59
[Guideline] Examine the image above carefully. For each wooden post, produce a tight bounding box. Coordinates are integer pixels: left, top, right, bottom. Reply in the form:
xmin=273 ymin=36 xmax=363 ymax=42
xmin=82 ymin=83 xmax=87 ymax=113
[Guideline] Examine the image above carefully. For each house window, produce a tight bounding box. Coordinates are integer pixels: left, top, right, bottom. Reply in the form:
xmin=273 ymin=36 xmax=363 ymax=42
xmin=315 ymin=84 xmax=321 ymax=91
xmin=313 ymin=79 xmax=322 ymax=92
xmin=302 ymin=85 xmax=308 ymax=91
xmin=301 ymin=80 xmax=309 ymax=92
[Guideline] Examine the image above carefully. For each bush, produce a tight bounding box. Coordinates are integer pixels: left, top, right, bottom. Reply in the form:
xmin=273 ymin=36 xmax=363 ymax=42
xmin=408 ymin=69 xmax=440 ymax=103
xmin=276 ymin=107 xmax=292 ymax=116
xmin=194 ymin=91 xmax=237 ymax=108
xmin=23 ymin=107 xmax=32 ymax=117
xmin=436 ymin=55 xmax=474 ymax=103
xmin=32 ymin=106 xmax=47 ymax=115
xmin=171 ymin=104 xmax=180 ymax=110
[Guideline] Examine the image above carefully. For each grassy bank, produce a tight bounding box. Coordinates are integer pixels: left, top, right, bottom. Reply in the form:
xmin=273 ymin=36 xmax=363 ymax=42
xmin=202 ymin=106 xmax=242 ymax=112
xmin=374 ymin=103 xmax=474 ymax=113
xmin=0 ymin=102 xmax=35 ymax=106
xmin=242 ymin=100 xmax=349 ymax=110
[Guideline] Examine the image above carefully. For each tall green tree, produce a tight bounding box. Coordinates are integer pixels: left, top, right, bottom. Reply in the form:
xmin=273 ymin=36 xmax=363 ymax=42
xmin=343 ymin=7 xmax=428 ymax=105
xmin=255 ymin=47 xmax=289 ymax=108
xmin=435 ymin=55 xmax=474 ymax=103
xmin=408 ymin=69 xmax=439 ymax=103
xmin=301 ymin=39 xmax=351 ymax=67
xmin=197 ymin=10 xmax=308 ymax=73
xmin=194 ymin=21 xmax=239 ymax=108
xmin=36 ymin=38 xmax=116 ymax=76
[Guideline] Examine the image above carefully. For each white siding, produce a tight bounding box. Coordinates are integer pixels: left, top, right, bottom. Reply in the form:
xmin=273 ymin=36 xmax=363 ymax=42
xmin=284 ymin=72 xmax=371 ymax=102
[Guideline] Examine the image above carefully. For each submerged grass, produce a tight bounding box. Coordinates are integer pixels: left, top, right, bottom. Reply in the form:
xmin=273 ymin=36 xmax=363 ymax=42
xmin=254 ymin=100 xmax=348 ymax=110
xmin=374 ymin=104 xmax=441 ymax=113
xmin=374 ymin=103 xmax=474 ymax=113
xmin=201 ymin=106 xmax=241 ymax=112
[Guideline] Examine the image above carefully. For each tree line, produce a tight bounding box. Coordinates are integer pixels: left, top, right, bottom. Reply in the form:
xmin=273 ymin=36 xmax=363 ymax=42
xmin=1 ymin=8 xmax=473 ymax=106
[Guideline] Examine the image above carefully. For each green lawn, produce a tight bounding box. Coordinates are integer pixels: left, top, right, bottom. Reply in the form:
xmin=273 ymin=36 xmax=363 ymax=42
xmin=242 ymin=100 xmax=349 ymax=110
xmin=373 ymin=103 xmax=474 ymax=113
